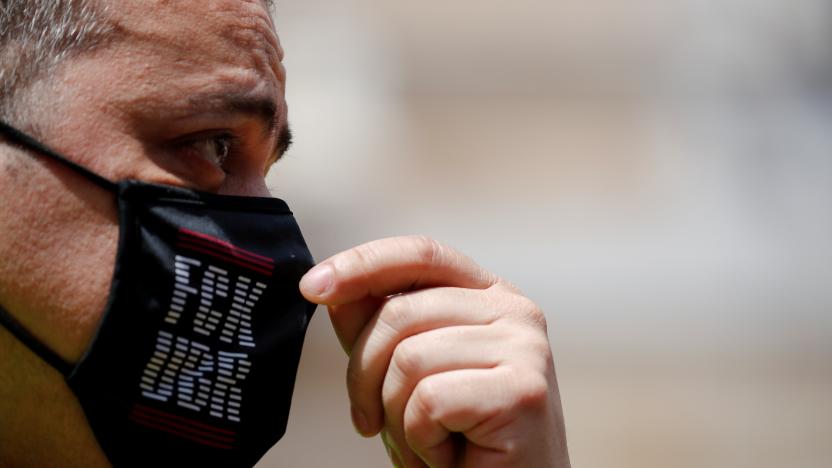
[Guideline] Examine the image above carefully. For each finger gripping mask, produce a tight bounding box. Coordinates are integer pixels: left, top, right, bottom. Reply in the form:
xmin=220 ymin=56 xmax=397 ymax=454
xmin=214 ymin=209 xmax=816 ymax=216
xmin=0 ymin=121 xmax=317 ymax=467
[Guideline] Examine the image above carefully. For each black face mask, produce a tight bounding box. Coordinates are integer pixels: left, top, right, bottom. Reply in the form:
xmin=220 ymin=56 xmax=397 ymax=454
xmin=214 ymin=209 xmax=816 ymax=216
xmin=0 ymin=121 xmax=317 ymax=467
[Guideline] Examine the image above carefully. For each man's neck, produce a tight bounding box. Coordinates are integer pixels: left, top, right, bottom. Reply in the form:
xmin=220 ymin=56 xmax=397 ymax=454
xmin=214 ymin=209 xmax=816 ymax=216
xmin=0 ymin=327 xmax=111 ymax=467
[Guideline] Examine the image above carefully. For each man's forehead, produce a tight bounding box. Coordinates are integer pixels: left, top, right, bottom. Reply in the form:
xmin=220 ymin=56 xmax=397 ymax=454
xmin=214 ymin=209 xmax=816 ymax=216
xmin=109 ymin=0 xmax=283 ymax=62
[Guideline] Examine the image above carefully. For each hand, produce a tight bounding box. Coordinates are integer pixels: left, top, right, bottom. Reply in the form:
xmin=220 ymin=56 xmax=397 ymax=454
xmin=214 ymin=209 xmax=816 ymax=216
xmin=300 ymin=236 xmax=570 ymax=467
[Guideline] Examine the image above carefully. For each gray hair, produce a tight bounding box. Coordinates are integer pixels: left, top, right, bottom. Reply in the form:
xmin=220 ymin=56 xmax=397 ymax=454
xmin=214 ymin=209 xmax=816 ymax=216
xmin=0 ymin=0 xmax=115 ymax=122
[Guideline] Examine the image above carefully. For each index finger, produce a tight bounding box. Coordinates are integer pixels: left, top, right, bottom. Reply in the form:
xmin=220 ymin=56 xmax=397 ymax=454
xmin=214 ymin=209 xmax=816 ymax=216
xmin=299 ymin=235 xmax=498 ymax=306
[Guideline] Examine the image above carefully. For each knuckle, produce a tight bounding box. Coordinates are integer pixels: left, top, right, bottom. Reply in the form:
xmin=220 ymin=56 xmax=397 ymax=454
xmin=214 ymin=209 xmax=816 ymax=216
xmin=499 ymin=322 xmax=553 ymax=371
xmin=410 ymin=378 xmax=442 ymax=424
xmin=510 ymin=329 xmax=553 ymax=369
xmin=380 ymin=379 xmax=398 ymax=414
xmin=513 ymin=294 xmax=548 ymax=330
xmin=512 ymin=370 xmax=551 ymax=413
xmin=353 ymin=239 xmax=383 ymax=264
xmin=502 ymin=324 xmax=554 ymax=375
xmin=390 ymin=337 xmax=423 ymax=379
xmin=378 ymin=294 xmax=414 ymax=335
xmin=524 ymin=329 xmax=554 ymax=358
xmin=537 ymin=340 xmax=555 ymax=370
xmin=495 ymin=277 xmax=523 ymax=294
xmin=410 ymin=235 xmax=444 ymax=266
xmin=506 ymin=326 xmax=555 ymax=381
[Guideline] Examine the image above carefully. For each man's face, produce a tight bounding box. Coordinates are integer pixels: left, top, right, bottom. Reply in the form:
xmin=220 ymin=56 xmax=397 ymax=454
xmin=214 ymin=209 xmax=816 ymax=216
xmin=0 ymin=0 xmax=286 ymax=370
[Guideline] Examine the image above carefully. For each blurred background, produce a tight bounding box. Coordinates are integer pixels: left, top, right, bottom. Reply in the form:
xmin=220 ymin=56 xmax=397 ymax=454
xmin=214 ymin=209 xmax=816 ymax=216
xmin=261 ymin=1 xmax=832 ymax=466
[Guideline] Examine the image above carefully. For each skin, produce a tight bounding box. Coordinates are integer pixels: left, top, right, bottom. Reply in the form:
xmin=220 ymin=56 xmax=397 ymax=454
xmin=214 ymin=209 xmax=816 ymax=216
xmin=0 ymin=1 xmax=569 ymax=467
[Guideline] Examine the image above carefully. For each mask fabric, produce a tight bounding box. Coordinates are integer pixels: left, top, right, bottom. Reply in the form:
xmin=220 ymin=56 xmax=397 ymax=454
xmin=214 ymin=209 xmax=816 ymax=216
xmin=0 ymin=121 xmax=316 ymax=467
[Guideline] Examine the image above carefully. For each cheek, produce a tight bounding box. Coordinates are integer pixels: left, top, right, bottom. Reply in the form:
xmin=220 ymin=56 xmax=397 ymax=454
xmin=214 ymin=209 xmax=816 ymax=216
xmin=0 ymin=156 xmax=120 ymax=364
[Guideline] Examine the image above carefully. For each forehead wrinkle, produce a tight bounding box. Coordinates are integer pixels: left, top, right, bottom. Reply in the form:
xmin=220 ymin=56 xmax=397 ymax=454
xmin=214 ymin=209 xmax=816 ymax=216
xmin=105 ymin=3 xmax=285 ymax=117
xmin=113 ymin=0 xmax=283 ymax=81
xmin=206 ymin=1 xmax=284 ymax=63
xmin=219 ymin=6 xmax=285 ymax=87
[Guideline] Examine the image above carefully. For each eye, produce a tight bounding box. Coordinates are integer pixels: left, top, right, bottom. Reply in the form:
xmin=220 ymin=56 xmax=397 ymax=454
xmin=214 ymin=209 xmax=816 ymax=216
xmin=190 ymin=134 xmax=233 ymax=170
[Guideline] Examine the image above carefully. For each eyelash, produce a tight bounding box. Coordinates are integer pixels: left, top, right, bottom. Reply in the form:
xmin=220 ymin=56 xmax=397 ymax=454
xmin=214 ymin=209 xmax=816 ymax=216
xmin=182 ymin=131 xmax=240 ymax=172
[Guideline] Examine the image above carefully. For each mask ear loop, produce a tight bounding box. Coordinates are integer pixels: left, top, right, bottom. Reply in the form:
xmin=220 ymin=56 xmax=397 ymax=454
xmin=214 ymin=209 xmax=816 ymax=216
xmin=0 ymin=120 xmax=117 ymax=193
xmin=0 ymin=120 xmax=112 ymax=377
xmin=0 ymin=305 xmax=74 ymax=377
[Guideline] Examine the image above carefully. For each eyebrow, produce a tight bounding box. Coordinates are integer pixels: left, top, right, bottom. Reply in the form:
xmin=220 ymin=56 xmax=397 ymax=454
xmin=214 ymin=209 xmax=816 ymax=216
xmin=276 ymin=122 xmax=293 ymax=158
xmin=184 ymin=91 xmax=292 ymax=163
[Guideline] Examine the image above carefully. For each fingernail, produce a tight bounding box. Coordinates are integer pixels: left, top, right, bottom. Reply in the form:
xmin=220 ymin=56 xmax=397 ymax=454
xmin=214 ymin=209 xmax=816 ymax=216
xmin=351 ymin=405 xmax=371 ymax=436
xmin=301 ymin=264 xmax=333 ymax=297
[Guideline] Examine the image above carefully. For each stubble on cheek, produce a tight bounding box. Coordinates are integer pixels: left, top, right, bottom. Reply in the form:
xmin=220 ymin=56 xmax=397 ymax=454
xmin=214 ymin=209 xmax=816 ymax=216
xmin=0 ymin=137 xmax=120 ymax=364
